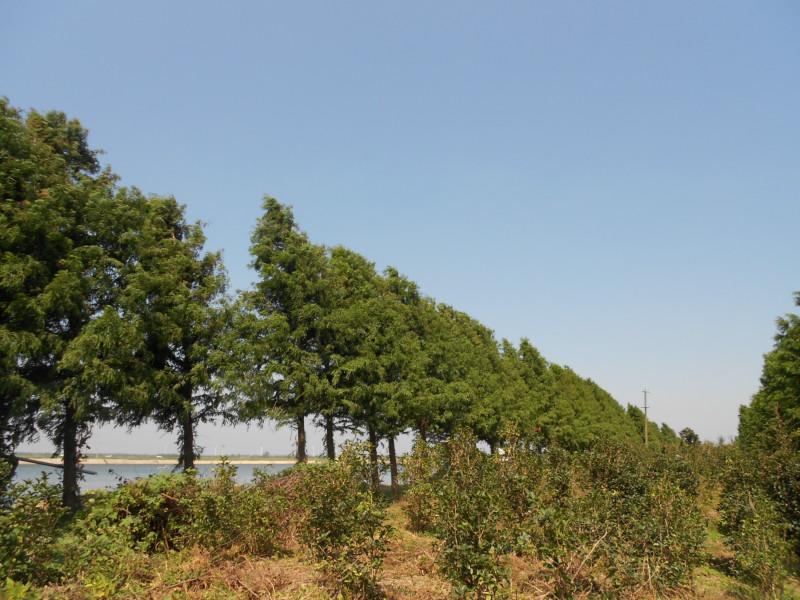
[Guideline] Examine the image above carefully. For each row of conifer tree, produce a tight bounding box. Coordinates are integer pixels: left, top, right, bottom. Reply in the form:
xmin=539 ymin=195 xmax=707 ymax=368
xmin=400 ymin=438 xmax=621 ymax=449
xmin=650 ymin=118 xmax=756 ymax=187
xmin=1 ymin=99 xmax=685 ymax=508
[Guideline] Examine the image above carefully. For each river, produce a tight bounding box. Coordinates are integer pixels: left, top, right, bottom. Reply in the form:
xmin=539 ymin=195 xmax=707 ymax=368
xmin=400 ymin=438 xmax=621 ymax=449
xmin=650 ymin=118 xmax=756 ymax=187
xmin=12 ymin=462 xmax=292 ymax=491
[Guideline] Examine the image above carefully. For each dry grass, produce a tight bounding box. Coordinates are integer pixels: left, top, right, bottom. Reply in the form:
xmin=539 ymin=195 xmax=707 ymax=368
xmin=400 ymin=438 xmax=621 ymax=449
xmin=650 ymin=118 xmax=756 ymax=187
xmin=379 ymin=502 xmax=450 ymax=599
xmin=146 ymin=549 xmax=326 ymax=599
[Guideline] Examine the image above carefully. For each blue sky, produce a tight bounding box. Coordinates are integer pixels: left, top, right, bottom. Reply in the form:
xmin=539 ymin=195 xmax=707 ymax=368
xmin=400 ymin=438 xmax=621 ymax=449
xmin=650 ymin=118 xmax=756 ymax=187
xmin=3 ymin=1 xmax=798 ymax=454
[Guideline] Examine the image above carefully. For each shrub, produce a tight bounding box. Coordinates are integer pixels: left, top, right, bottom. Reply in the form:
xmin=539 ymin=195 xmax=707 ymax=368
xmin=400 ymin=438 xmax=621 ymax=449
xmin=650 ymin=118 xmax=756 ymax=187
xmin=731 ymin=493 xmax=792 ymax=599
xmin=96 ymin=469 xmax=200 ymax=553
xmin=0 ymin=474 xmax=68 ymax=585
xmin=432 ymin=431 xmax=510 ymax=599
xmin=721 ymin=470 xmax=793 ymax=600
xmin=56 ymin=461 xmax=288 ymax=561
xmin=182 ymin=460 xmax=287 ymax=554
xmin=0 ymin=577 xmax=39 ymax=600
xmin=589 ymin=443 xmax=704 ymax=594
xmin=529 ymin=453 xmax=614 ymax=598
xmin=608 ymin=476 xmax=705 ymax=593
xmin=296 ymin=442 xmax=391 ymax=599
xmin=53 ymin=488 xmax=153 ymax=596
xmin=400 ymin=437 xmax=440 ymax=532
xmin=504 ymin=441 xmax=704 ymax=597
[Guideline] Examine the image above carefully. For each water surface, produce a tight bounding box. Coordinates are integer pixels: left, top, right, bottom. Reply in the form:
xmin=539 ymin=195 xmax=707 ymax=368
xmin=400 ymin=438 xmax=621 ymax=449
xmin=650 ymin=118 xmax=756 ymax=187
xmin=13 ymin=462 xmax=291 ymax=491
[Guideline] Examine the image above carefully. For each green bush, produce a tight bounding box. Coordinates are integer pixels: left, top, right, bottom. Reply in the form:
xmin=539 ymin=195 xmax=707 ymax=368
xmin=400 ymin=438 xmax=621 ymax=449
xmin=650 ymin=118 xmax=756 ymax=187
xmin=0 ymin=474 xmax=68 ymax=585
xmin=608 ymin=476 xmax=705 ymax=592
xmin=721 ymin=469 xmax=793 ymax=600
xmin=0 ymin=577 xmax=39 ymax=600
xmin=400 ymin=437 xmax=440 ymax=533
xmin=68 ymin=460 xmax=287 ymax=558
xmin=584 ymin=443 xmax=704 ymax=593
xmin=92 ymin=469 xmax=200 ymax=553
xmin=182 ymin=461 xmax=287 ymax=554
xmin=51 ymin=487 xmax=153 ymax=596
xmin=431 ymin=431 xmax=510 ymax=599
xmin=733 ymin=495 xmax=791 ymax=599
xmin=51 ymin=465 xmax=286 ymax=597
xmin=0 ymin=460 xmax=14 ymax=500
xmin=296 ymin=442 xmax=391 ymax=599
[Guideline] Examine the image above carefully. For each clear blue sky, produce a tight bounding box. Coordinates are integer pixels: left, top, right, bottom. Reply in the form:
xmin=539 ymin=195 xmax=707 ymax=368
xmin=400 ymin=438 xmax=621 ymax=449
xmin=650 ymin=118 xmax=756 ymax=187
xmin=3 ymin=1 xmax=798 ymax=455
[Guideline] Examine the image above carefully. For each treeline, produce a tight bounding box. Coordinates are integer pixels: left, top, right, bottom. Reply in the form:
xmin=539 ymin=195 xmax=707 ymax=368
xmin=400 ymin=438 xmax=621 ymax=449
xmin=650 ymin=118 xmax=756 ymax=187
xmin=1 ymin=100 xmax=682 ymax=508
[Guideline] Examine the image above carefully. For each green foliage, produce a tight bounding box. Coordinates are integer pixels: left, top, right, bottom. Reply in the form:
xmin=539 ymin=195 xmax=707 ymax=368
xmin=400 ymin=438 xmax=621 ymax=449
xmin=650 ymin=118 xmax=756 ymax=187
xmin=581 ymin=442 xmax=704 ymax=593
xmin=545 ymin=366 xmax=643 ymax=450
xmin=238 ymin=197 xmax=330 ymax=462
xmin=0 ymin=98 xmax=124 ymax=506
xmin=735 ymin=496 xmax=792 ymax=599
xmin=0 ymin=459 xmax=12 ymax=498
xmin=0 ymin=578 xmax=38 ymax=600
xmin=720 ymin=450 xmax=795 ymax=598
xmin=430 ymin=431 xmax=510 ymax=599
xmin=739 ymin=292 xmax=800 ymax=451
xmin=69 ymin=461 xmax=286 ymax=556
xmin=183 ymin=460 xmax=288 ymax=555
xmin=0 ymin=461 xmax=290 ymax=594
xmin=73 ymin=194 xmax=232 ymax=472
xmin=400 ymin=437 xmax=440 ymax=532
xmin=89 ymin=470 xmax=200 ymax=553
xmin=405 ymin=435 xmax=705 ymax=599
xmin=736 ymin=293 xmax=800 ymax=558
xmin=296 ymin=442 xmax=391 ymax=599
xmin=680 ymin=427 xmax=701 ymax=445
xmin=721 ymin=485 xmax=793 ymax=599
xmin=0 ymin=474 xmax=68 ymax=584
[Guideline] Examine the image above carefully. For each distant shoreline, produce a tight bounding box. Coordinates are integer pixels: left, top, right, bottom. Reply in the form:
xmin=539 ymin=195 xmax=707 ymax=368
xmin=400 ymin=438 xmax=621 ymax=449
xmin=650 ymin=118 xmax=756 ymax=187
xmin=18 ymin=456 xmax=312 ymax=466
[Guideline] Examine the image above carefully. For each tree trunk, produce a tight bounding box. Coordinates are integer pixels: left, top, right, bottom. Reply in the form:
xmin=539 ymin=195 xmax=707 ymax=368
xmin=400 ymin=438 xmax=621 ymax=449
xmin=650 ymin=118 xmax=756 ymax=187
xmin=367 ymin=424 xmax=380 ymax=491
xmin=388 ymin=435 xmax=399 ymax=497
xmin=180 ymin=409 xmax=195 ymax=471
xmin=418 ymin=421 xmax=428 ymax=443
xmin=0 ymin=404 xmax=19 ymax=495
xmin=62 ymin=400 xmax=80 ymax=510
xmin=296 ymin=414 xmax=307 ymax=463
xmin=325 ymin=414 xmax=336 ymax=460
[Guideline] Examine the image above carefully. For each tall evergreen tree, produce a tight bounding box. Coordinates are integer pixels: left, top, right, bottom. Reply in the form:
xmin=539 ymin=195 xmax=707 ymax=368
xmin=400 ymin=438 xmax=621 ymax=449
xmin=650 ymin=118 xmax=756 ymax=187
xmin=326 ymin=251 xmax=424 ymax=489
xmin=739 ymin=292 xmax=800 ymax=451
xmin=127 ymin=197 xmax=231 ymax=470
xmin=410 ymin=302 xmax=479 ymax=442
xmin=0 ymin=99 xmax=133 ymax=506
xmin=242 ymin=198 xmax=328 ymax=463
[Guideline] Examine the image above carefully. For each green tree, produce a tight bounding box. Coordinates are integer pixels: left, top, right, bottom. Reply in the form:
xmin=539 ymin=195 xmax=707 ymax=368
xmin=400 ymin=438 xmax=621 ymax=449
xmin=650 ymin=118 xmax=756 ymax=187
xmin=124 ymin=197 xmax=231 ymax=470
xmin=0 ymin=99 xmax=131 ymax=506
xmin=0 ymin=98 xmax=57 ymax=489
xmin=736 ymin=292 xmax=800 ymax=556
xmin=65 ymin=192 xmax=231 ymax=472
xmin=410 ymin=302 xmax=481 ymax=442
xmin=660 ymin=422 xmax=679 ymax=444
xmin=679 ymin=427 xmax=700 ymax=445
xmin=325 ymin=248 xmax=414 ymax=488
xmin=739 ymin=292 xmax=800 ymax=451
xmin=625 ymin=404 xmax=663 ymax=448
xmin=241 ymin=198 xmax=328 ymax=463
xmin=544 ymin=364 xmax=639 ymax=449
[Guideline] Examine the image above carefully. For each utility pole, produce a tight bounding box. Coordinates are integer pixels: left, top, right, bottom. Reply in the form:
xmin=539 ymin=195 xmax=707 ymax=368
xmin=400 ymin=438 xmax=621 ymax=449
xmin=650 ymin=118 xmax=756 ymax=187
xmin=642 ymin=388 xmax=649 ymax=446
